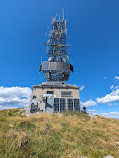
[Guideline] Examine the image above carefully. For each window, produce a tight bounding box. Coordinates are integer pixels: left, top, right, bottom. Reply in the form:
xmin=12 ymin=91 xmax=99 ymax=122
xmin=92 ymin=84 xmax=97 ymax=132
xmin=32 ymin=95 xmax=37 ymax=99
xmin=31 ymin=103 xmax=38 ymax=109
xmin=30 ymin=108 xmax=37 ymax=113
xmin=61 ymin=91 xmax=72 ymax=97
xmin=74 ymin=99 xmax=80 ymax=111
xmin=47 ymin=91 xmax=54 ymax=94
xmin=60 ymin=98 xmax=66 ymax=111
xmin=68 ymin=99 xmax=73 ymax=111
xmin=32 ymin=96 xmax=37 ymax=105
xmin=54 ymin=98 xmax=59 ymax=112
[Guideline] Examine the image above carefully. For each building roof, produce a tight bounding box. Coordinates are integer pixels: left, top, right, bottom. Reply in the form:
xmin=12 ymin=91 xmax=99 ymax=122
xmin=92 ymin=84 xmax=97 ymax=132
xmin=33 ymin=81 xmax=79 ymax=89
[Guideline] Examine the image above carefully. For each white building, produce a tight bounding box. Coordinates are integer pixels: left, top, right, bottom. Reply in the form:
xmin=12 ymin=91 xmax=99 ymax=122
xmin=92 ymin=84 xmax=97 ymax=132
xmin=30 ymin=81 xmax=80 ymax=113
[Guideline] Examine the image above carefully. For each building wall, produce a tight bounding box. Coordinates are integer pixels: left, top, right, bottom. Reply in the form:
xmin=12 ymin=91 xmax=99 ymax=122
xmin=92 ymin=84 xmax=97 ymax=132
xmin=30 ymin=86 xmax=80 ymax=113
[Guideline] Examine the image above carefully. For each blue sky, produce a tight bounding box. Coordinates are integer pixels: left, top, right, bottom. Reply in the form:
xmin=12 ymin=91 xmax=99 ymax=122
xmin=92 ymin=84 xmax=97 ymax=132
xmin=0 ymin=0 xmax=119 ymax=118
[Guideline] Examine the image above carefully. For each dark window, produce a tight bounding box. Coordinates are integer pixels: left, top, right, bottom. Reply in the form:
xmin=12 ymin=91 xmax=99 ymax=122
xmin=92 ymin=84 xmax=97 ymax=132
xmin=68 ymin=99 xmax=73 ymax=111
xmin=54 ymin=98 xmax=59 ymax=112
xmin=61 ymin=91 xmax=72 ymax=97
xmin=70 ymin=64 xmax=73 ymax=72
xmin=60 ymin=98 xmax=66 ymax=111
xmin=31 ymin=103 xmax=38 ymax=109
xmin=39 ymin=64 xmax=42 ymax=72
xmin=47 ymin=91 xmax=54 ymax=94
xmin=30 ymin=108 xmax=37 ymax=113
xmin=33 ymin=95 xmax=37 ymax=99
xmin=74 ymin=99 xmax=80 ymax=111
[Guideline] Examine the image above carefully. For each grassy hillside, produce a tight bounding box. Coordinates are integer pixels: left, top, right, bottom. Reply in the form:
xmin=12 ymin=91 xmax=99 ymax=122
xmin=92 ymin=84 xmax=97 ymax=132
xmin=0 ymin=109 xmax=119 ymax=158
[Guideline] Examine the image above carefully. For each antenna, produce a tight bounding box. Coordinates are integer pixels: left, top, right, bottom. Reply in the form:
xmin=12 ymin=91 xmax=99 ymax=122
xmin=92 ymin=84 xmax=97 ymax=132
xmin=43 ymin=11 xmax=72 ymax=81
xmin=59 ymin=13 xmax=60 ymax=20
xmin=52 ymin=14 xmax=57 ymax=22
xmin=62 ymin=8 xmax=64 ymax=20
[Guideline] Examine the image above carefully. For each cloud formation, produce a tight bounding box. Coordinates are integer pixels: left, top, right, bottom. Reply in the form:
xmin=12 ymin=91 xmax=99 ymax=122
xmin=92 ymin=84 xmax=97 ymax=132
xmin=0 ymin=86 xmax=32 ymax=110
xmin=114 ymin=76 xmax=119 ymax=80
xmin=96 ymin=89 xmax=119 ymax=104
xmin=87 ymin=109 xmax=96 ymax=112
xmin=98 ymin=77 xmax=119 ymax=104
xmin=79 ymin=85 xmax=85 ymax=91
xmin=104 ymin=77 xmax=107 ymax=79
xmin=101 ymin=112 xmax=119 ymax=119
xmin=80 ymin=99 xmax=97 ymax=107
xmin=110 ymin=85 xmax=119 ymax=90
xmin=110 ymin=85 xmax=114 ymax=90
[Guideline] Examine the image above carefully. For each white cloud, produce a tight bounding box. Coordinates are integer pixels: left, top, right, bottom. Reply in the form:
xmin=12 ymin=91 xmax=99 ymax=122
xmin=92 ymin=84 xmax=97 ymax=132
xmin=114 ymin=76 xmax=119 ymax=80
xmin=108 ymin=102 xmax=118 ymax=106
xmin=101 ymin=112 xmax=119 ymax=119
xmin=96 ymin=89 xmax=119 ymax=104
xmin=87 ymin=109 xmax=96 ymax=112
xmin=79 ymin=85 xmax=85 ymax=91
xmin=104 ymin=77 xmax=107 ymax=79
xmin=0 ymin=105 xmax=18 ymax=110
xmin=0 ymin=86 xmax=32 ymax=110
xmin=110 ymin=85 xmax=114 ymax=90
xmin=114 ymin=85 xmax=119 ymax=89
xmin=110 ymin=85 xmax=119 ymax=90
xmin=80 ymin=99 xmax=97 ymax=107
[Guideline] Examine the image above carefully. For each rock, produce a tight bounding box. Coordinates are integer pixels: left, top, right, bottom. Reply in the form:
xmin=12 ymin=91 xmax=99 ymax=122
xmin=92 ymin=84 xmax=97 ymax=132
xmin=88 ymin=113 xmax=98 ymax=119
xmin=59 ymin=113 xmax=63 ymax=117
xmin=9 ymin=124 xmax=14 ymax=127
xmin=77 ymin=155 xmax=87 ymax=158
xmin=24 ymin=113 xmax=30 ymax=117
xmin=116 ymin=142 xmax=119 ymax=145
xmin=104 ymin=155 xmax=114 ymax=158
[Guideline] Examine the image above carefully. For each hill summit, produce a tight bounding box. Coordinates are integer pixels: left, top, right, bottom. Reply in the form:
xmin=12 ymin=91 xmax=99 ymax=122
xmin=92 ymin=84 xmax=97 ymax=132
xmin=0 ymin=109 xmax=119 ymax=158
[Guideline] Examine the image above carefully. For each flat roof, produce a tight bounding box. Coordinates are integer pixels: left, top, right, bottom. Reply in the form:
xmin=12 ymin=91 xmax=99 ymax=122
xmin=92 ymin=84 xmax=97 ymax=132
xmin=33 ymin=81 xmax=79 ymax=90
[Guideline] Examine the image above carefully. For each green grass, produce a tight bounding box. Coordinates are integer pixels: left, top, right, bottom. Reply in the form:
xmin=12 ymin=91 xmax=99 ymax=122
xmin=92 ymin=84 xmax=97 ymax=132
xmin=0 ymin=109 xmax=119 ymax=158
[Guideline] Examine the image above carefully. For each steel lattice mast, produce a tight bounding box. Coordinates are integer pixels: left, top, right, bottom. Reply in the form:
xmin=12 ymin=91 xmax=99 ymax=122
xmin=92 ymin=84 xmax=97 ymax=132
xmin=29 ymin=12 xmax=80 ymax=114
xmin=39 ymin=14 xmax=73 ymax=81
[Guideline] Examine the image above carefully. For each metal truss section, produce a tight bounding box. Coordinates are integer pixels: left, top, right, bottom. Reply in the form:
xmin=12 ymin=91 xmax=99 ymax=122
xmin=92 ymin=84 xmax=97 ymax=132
xmin=45 ymin=19 xmax=70 ymax=63
xmin=43 ymin=70 xmax=70 ymax=81
xmin=39 ymin=14 xmax=73 ymax=81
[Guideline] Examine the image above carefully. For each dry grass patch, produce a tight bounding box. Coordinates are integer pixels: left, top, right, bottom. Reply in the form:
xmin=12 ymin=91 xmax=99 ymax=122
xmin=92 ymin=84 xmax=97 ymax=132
xmin=0 ymin=109 xmax=119 ymax=158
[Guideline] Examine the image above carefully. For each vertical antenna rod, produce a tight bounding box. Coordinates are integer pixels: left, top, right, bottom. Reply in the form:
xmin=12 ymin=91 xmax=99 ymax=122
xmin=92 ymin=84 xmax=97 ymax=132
xmin=62 ymin=8 xmax=64 ymax=20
